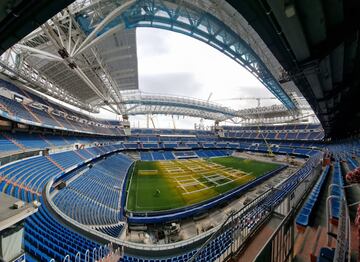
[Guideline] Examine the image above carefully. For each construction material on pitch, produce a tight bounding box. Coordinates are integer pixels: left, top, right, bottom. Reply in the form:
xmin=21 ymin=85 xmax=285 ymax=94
xmin=126 ymin=156 xmax=280 ymax=212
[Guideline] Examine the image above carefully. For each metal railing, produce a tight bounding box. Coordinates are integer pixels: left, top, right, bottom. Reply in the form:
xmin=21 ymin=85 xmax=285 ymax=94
xmin=326 ymin=188 xmax=351 ymax=261
xmin=188 ymin=153 xmax=322 ymax=262
xmin=44 ymin=152 xmax=322 ymax=261
xmin=254 ymin=209 xmax=296 ymax=262
xmin=333 ymin=197 xmax=351 ymax=262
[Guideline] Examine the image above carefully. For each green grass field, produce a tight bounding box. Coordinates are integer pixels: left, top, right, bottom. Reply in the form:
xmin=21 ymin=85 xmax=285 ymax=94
xmin=126 ymin=156 xmax=280 ymax=212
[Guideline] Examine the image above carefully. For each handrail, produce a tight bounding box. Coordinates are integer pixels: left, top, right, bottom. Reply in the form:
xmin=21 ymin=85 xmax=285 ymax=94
xmin=46 ymin=176 xmax=223 ymax=250
xmin=84 ymin=249 xmax=90 ymax=262
xmin=98 ymin=246 xmax=103 ymax=259
xmin=188 ymin=188 xmax=275 ymax=262
xmin=326 ymin=195 xmax=340 ymax=246
xmin=62 ymin=254 xmax=70 ymax=262
xmin=75 ymin=252 xmax=81 ymax=262
xmin=92 ymin=247 xmax=97 ymax=262
xmin=333 ymin=195 xmax=351 ymax=262
xmin=253 ymin=209 xmax=296 ymax=261
xmin=188 ymin=153 xmax=321 ymax=261
xmin=45 ymin=150 xmax=321 ymax=256
xmin=46 ymin=155 xmax=320 ymax=251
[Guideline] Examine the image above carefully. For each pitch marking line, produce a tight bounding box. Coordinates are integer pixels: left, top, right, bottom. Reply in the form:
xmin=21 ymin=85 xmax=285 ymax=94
xmin=205 ymin=174 xmax=231 ymax=186
xmin=171 ymin=175 xmax=193 ymax=180
xmin=194 ymin=170 xmax=219 ymax=176
xmin=176 ymin=178 xmax=196 ymax=183
xmin=174 ymin=175 xmax=210 ymax=194
xmin=173 ymin=177 xmax=189 ymax=193
xmin=182 ymin=185 xmax=214 ymax=195
xmin=164 ymin=168 xmax=186 ymax=173
xmin=191 ymin=177 xmax=209 ymax=190
xmin=222 ymin=173 xmax=253 ymax=185
xmin=187 ymin=168 xmax=207 ymax=172
xmin=181 ymin=181 xmax=204 ymax=187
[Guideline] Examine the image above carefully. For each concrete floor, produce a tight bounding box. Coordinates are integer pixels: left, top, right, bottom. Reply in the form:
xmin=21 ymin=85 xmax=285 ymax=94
xmin=236 ymin=215 xmax=283 ymax=262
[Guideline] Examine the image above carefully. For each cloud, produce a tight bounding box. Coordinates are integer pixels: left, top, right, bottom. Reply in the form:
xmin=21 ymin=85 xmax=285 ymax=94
xmin=130 ymin=115 xmax=213 ymax=130
xmin=130 ymin=28 xmax=281 ymax=128
xmin=139 ymin=72 xmax=203 ymax=97
xmin=136 ymin=28 xmax=170 ymax=56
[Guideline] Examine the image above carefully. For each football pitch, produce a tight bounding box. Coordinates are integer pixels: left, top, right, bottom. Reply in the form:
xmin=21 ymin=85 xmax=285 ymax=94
xmin=126 ymin=156 xmax=280 ymax=212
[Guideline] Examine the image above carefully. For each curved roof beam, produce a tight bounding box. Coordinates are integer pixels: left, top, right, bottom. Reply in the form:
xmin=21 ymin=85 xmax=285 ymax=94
xmin=121 ymin=93 xmax=239 ymax=117
xmin=105 ymin=91 xmax=306 ymax=121
xmin=112 ymin=92 xmax=241 ymax=120
xmin=74 ymin=0 xmax=296 ymax=109
xmin=126 ymin=105 xmax=230 ymax=120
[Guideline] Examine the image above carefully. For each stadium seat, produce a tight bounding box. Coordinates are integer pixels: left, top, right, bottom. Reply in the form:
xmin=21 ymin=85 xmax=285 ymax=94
xmin=296 ymin=166 xmax=330 ymax=229
xmin=53 ymin=154 xmax=133 ymax=227
xmin=0 ymin=145 xmax=115 ymax=261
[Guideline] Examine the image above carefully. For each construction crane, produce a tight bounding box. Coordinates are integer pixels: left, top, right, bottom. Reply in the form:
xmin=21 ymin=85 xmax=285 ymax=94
xmin=257 ymin=125 xmax=275 ymax=157
xmin=214 ymin=97 xmax=277 ymax=107
xmin=146 ymin=114 xmax=156 ymax=128
xmin=207 ymin=92 xmax=213 ymax=102
xmin=216 ymin=97 xmax=278 ymax=156
xmin=171 ymin=115 xmax=176 ymax=130
xmin=217 ymin=97 xmax=277 ymax=156
xmin=197 ymin=92 xmax=213 ymax=129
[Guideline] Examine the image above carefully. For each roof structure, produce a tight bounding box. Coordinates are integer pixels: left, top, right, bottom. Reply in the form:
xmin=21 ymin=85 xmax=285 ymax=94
xmin=0 ymin=0 xmax=302 ymax=115
xmin=1 ymin=6 xmax=139 ymax=113
xmin=2 ymin=0 xmax=344 ymax=132
xmin=114 ymin=91 xmax=312 ymax=124
xmin=72 ymin=0 xmax=297 ymax=109
xmin=225 ymin=0 xmax=360 ymax=138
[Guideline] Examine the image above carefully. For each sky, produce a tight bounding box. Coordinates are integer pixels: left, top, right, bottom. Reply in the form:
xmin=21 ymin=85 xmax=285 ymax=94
xmin=122 ymin=28 xmax=279 ymax=129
